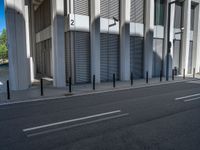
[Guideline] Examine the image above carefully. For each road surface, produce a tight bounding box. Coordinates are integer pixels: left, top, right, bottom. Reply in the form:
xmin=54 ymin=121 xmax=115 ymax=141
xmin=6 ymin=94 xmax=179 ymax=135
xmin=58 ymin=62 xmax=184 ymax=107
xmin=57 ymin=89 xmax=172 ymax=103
xmin=0 ymin=80 xmax=200 ymax=150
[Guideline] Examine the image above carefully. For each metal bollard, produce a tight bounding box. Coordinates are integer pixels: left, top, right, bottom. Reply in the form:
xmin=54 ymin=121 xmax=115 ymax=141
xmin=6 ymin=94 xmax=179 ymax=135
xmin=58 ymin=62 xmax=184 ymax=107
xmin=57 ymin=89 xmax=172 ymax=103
xmin=146 ymin=72 xmax=149 ymax=84
xmin=183 ymin=69 xmax=186 ymax=79
xmin=113 ymin=74 xmax=116 ymax=88
xmin=40 ymin=78 xmax=44 ymax=96
xmin=193 ymin=68 xmax=196 ymax=78
xmin=172 ymin=69 xmax=174 ymax=80
xmin=7 ymin=80 xmax=10 ymax=100
xmin=69 ymin=77 xmax=72 ymax=93
xmin=131 ymin=72 xmax=133 ymax=86
xmin=160 ymin=70 xmax=162 ymax=82
xmin=93 ymin=75 xmax=96 ymax=90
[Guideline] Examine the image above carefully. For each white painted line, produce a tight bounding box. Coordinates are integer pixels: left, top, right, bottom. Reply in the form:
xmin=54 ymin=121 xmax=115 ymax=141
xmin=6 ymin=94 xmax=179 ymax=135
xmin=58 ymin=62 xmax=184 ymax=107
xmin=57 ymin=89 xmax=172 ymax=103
xmin=184 ymin=96 xmax=200 ymax=102
xmin=23 ymin=110 xmax=121 ymax=132
xmin=175 ymin=93 xmax=200 ymax=101
xmin=27 ymin=113 xmax=129 ymax=137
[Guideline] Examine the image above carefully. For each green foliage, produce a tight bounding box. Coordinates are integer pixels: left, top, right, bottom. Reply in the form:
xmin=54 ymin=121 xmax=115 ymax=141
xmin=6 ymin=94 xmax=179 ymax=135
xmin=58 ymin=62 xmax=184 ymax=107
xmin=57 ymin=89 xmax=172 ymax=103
xmin=0 ymin=29 xmax=7 ymax=45
xmin=0 ymin=29 xmax=8 ymax=61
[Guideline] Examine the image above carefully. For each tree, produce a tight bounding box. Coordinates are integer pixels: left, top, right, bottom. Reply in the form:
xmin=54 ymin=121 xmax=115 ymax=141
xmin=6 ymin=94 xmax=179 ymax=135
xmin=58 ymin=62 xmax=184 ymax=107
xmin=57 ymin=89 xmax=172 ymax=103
xmin=0 ymin=29 xmax=7 ymax=45
xmin=0 ymin=29 xmax=8 ymax=63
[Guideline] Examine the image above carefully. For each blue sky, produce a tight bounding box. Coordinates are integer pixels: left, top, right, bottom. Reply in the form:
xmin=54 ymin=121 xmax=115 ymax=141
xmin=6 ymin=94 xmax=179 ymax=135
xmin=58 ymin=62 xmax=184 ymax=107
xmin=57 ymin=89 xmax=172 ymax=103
xmin=0 ymin=0 xmax=6 ymax=33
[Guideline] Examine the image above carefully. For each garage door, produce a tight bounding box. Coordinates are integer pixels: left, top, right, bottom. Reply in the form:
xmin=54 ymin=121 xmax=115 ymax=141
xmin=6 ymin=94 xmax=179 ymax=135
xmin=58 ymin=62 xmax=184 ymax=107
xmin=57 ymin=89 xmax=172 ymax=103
xmin=74 ymin=32 xmax=91 ymax=84
xmin=153 ymin=39 xmax=163 ymax=77
xmin=35 ymin=39 xmax=52 ymax=77
xmin=74 ymin=0 xmax=89 ymax=16
xmin=101 ymin=34 xmax=120 ymax=82
xmin=100 ymin=0 xmax=120 ymax=20
xmin=130 ymin=0 xmax=144 ymax=23
xmin=130 ymin=36 xmax=144 ymax=79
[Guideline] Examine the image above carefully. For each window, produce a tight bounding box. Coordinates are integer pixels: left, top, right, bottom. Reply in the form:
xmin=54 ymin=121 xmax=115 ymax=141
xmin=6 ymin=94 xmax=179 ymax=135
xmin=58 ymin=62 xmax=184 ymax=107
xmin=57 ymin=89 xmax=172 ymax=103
xmin=154 ymin=0 xmax=165 ymax=25
xmin=190 ymin=5 xmax=196 ymax=31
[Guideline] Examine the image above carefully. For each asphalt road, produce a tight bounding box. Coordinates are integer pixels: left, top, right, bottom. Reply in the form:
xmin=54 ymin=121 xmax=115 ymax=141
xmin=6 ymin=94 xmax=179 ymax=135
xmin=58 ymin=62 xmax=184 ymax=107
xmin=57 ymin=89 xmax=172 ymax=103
xmin=1 ymin=80 xmax=200 ymax=150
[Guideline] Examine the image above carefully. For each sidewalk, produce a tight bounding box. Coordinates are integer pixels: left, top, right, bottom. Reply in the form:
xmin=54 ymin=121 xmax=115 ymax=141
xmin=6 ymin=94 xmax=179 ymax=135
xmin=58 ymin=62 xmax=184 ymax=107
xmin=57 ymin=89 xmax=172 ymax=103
xmin=0 ymin=75 xmax=199 ymax=105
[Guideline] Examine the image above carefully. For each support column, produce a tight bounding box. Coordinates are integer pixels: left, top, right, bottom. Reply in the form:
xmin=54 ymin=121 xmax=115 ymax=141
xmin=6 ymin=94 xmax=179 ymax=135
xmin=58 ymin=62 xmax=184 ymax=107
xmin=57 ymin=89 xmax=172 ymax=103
xmin=4 ymin=0 xmax=30 ymax=90
xmin=192 ymin=4 xmax=200 ymax=73
xmin=90 ymin=0 xmax=101 ymax=83
xmin=120 ymin=0 xmax=131 ymax=81
xmin=163 ymin=1 xmax=175 ymax=78
xmin=180 ymin=0 xmax=191 ymax=74
xmin=144 ymin=0 xmax=154 ymax=78
xmin=51 ymin=0 xmax=66 ymax=87
xmin=25 ymin=1 xmax=34 ymax=83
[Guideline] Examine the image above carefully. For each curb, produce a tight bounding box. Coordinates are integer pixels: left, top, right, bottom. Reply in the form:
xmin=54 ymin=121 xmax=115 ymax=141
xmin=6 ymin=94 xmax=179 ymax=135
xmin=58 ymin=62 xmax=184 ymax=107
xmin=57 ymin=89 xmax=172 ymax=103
xmin=0 ymin=78 xmax=198 ymax=106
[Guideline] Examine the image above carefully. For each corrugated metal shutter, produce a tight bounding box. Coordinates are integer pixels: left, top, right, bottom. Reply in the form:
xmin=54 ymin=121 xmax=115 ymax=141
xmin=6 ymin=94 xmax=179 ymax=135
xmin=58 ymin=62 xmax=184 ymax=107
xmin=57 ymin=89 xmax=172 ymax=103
xmin=34 ymin=0 xmax=51 ymax=33
xmin=74 ymin=32 xmax=91 ymax=84
xmin=130 ymin=36 xmax=144 ymax=79
xmin=173 ymin=40 xmax=181 ymax=74
xmin=35 ymin=39 xmax=52 ymax=77
xmin=100 ymin=34 xmax=120 ymax=82
xmin=74 ymin=0 xmax=89 ymax=16
xmin=100 ymin=0 xmax=120 ymax=20
xmin=153 ymin=39 xmax=163 ymax=77
xmin=130 ymin=0 xmax=144 ymax=23
xmin=174 ymin=4 xmax=183 ymax=28
xmin=188 ymin=41 xmax=193 ymax=74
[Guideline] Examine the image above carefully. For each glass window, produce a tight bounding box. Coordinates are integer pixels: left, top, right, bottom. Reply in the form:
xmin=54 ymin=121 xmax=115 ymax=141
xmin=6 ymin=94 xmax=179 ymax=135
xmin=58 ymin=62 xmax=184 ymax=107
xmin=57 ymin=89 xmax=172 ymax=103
xmin=154 ymin=0 xmax=165 ymax=25
xmin=190 ymin=5 xmax=195 ymax=31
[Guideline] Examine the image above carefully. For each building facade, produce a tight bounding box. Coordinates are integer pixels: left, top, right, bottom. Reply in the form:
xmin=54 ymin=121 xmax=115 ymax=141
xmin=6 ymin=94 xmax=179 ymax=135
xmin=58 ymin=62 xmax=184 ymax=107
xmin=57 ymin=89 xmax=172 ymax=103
xmin=4 ymin=0 xmax=200 ymax=90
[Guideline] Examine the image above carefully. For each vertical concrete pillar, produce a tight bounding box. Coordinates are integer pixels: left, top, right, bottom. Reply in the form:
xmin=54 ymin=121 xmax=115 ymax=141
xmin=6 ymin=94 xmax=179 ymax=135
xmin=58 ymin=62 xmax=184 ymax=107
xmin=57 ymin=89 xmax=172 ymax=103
xmin=120 ymin=0 xmax=131 ymax=81
xmin=144 ymin=0 xmax=154 ymax=78
xmin=180 ymin=0 xmax=191 ymax=74
xmin=29 ymin=0 xmax=36 ymax=81
xmin=163 ymin=1 xmax=175 ymax=77
xmin=4 ymin=0 xmax=30 ymax=90
xmin=192 ymin=4 xmax=200 ymax=73
xmin=51 ymin=0 xmax=66 ymax=87
xmin=90 ymin=0 xmax=101 ymax=83
xmin=25 ymin=1 xmax=34 ymax=83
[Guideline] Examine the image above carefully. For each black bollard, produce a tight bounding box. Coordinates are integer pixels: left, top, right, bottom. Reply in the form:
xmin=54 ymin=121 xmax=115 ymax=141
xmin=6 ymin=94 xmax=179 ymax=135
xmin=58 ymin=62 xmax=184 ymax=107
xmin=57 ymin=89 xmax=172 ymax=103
xmin=113 ymin=74 xmax=116 ymax=88
xmin=160 ymin=70 xmax=162 ymax=82
xmin=40 ymin=78 xmax=44 ymax=96
xmin=93 ymin=75 xmax=96 ymax=90
xmin=172 ymin=69 xmax=174 ymax=80
xmin=7 ymin=80 xmax=10 ymax=100
xmin=193 ymin=68 xmax=195 ymax=78
xmin=69 ymin=77 xmax=72 ymax=93
xmin=146 ymin=72 xmax=149 ymax=84
xmin=131 ymin=72 xmax=133 ymax=86
xmin=183 ymin=69 xmax=186 ymax=79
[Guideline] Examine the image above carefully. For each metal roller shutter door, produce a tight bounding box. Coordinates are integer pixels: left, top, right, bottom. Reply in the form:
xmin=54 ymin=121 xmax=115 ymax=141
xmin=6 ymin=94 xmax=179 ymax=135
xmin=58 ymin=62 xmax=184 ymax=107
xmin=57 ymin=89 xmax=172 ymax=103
xmin=74 ymin=32 xmax=91 ymax=84
xmin=35 ymin=39 xmax=52 ymax=77
xmin=74 ymin=0 xmax=89 ymax=16
xmin=100 ymin=34 xmax=120 ymax=82
xmin=173 ymin=40 xmax=181 ymax=74
xmin=188 ymin=41 xmax=193 ymax=74
xmin=130 ymin=36 xmax=144 ymax=79
xmin=100 ymin=0 xmax=120 ymax=20
xmin=44 ymin=39 xmax=52 ymax=77
xmin=130 ymin=0 xmax=144 ymax=23
xmin=153 ymin=39 xmax=163 ymax=77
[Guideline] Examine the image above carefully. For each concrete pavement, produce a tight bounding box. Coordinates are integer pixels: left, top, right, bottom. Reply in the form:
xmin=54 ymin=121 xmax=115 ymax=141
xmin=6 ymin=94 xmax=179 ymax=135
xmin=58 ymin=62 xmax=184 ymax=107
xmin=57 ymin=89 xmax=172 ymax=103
xmin=0 ymin=75 xmax=199 ymax=105
xmin=0 ymin=81 xmax=200 ymax=149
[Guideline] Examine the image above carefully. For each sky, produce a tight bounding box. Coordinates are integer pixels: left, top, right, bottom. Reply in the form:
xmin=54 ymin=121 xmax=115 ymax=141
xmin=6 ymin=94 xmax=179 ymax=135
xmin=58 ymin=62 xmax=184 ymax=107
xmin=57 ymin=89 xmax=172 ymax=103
xmin=0 ymin=0 xmax=6 ymax=34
